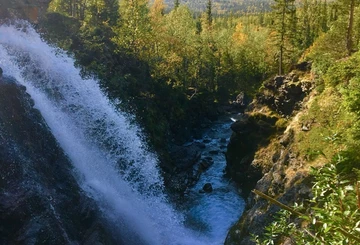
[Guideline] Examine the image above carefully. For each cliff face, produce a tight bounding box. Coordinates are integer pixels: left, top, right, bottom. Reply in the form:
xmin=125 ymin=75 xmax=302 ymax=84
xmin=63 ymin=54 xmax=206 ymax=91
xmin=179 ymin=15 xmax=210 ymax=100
xmin=225 ymin=63 xmax=316 ymax=245
xmin=0 ymin=0 xmax=51 ymax=22
xmin=0 ymin=76 xmax=118 ymax=244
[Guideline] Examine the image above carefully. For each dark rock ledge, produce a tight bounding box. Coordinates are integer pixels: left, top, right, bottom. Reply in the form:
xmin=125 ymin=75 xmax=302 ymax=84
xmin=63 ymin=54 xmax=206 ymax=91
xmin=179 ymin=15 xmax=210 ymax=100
xmin=0 ymin=75 xmax=119 ymax=244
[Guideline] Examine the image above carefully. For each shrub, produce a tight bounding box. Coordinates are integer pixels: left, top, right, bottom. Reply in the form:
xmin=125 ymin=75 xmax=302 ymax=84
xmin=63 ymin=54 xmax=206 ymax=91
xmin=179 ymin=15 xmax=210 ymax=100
xmin=253 ymin=159 xmax=360 ymax=245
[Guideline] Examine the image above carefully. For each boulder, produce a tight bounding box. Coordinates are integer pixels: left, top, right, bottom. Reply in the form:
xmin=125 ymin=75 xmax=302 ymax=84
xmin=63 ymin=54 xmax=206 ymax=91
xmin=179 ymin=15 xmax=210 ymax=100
xmin=202 ymin=183 xmax=213 ymax=193
xmin=169 ymin=143 xmax=202 ymax=171
xmin=199 ymin=157 xmax=214 ymax=171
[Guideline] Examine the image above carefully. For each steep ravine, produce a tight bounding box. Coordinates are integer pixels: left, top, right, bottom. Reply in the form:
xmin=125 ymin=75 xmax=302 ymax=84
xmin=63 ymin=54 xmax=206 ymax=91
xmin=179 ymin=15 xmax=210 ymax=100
xmin=225 ymin=63 xmax=316 ymax=245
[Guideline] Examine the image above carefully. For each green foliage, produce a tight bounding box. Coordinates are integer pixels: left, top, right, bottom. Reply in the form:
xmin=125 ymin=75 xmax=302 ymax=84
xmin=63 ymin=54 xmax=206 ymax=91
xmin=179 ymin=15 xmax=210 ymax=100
xmin=45 ymin=0 xmax=360 ymax=173
xmin=113 ymin=0 xmax=151 ymax=57
xmin=271 ymin=0 xmax=296 ymax=75
xmin=254 ymin=162 xmax=360 ymax=245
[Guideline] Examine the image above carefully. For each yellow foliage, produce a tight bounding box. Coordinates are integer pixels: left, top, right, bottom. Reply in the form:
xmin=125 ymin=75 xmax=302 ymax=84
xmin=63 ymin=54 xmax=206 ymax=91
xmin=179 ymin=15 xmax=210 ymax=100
xmin=232 ymin=22 xmax=248 ymax=45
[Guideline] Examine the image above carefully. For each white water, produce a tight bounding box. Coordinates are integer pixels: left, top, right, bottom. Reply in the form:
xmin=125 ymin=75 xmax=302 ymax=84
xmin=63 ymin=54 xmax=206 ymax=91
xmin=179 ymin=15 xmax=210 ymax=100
xmin=184 ymin=119 xmax=245 ymax=244
xmin=0 ymin=22 xmax=243 ymax=244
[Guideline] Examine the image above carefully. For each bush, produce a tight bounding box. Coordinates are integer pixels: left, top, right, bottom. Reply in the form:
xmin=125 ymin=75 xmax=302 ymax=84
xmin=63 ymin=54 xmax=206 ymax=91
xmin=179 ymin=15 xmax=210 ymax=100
xmin=253 ymin=159 xmax=360 ymax=245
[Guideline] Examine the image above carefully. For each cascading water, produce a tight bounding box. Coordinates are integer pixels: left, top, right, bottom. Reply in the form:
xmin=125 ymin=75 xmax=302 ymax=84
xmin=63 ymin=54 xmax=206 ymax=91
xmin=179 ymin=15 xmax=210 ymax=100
xmin=0 ymin=22 xmax=243 ymax=245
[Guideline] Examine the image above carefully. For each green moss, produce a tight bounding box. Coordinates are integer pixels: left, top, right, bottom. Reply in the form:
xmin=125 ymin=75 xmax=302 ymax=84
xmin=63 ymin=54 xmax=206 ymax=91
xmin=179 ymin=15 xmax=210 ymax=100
xmin=275 ymin=118 xmax=288 ymax=131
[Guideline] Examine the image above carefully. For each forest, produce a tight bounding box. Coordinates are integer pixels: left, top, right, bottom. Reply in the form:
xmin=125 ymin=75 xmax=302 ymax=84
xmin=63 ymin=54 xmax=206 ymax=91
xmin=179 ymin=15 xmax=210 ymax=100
xmin=40 ymin=0 xmax=360 ymax=244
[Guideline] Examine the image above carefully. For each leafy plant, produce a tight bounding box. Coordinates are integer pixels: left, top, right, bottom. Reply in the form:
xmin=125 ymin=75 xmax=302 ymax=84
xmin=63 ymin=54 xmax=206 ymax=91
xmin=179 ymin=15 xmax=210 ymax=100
xmin=253 ymin=160 xmax=360 ymax=245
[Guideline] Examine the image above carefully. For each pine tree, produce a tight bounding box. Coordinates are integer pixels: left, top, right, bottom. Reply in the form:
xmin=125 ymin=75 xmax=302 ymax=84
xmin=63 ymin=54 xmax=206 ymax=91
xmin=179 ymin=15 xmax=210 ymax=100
xmin=174 ymin=0 xmax=180 ymax=9
xmin=271 ymin=0 xmax=296 ymax=75
xmin=320 ymin=0 xmax=328 ymax=32
xmin=338 ymin=0 xmax=360 ymax=55
xmin=346 ymin=0 xmax=356 ymax=55
xmin=206 ymin=0 xmax=213 ymax=27
xmin=301 ymin=0 xmax=312 ymax=48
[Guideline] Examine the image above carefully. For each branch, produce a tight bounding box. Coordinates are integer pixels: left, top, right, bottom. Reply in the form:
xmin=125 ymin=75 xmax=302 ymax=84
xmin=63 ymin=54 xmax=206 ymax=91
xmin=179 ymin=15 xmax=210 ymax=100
xmin=252 ymin=189 xmax=360 ymax=243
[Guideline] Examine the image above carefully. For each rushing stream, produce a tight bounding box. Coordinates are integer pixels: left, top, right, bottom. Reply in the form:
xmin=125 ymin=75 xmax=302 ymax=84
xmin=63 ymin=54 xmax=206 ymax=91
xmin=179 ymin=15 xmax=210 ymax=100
xmin=0 ymin=22 xmax=243 ymax=244
xmin=185 ymin=118 xmax=245 ymax=243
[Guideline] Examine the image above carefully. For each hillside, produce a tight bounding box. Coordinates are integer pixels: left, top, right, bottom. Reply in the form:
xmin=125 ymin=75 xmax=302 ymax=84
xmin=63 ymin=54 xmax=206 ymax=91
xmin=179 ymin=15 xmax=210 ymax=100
xmin=162 ymin=0 xmax=272 ymax=14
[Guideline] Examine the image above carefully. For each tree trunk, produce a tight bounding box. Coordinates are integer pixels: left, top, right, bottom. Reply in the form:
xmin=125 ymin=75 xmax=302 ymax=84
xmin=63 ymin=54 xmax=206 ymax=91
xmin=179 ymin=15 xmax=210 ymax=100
xmin=279 ymin=2 xmax=286 ymax=75
xmin=346 ymin=0 xmax=355 ymax=55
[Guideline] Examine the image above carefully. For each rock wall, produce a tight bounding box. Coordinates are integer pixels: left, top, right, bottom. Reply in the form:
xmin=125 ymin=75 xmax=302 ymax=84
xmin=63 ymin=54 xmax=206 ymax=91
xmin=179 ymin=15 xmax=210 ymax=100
xmin=225 ymin=63 xmax=315 ymax=245
xmin=0 ymin=76 xmax=118 ymax=244
xmin=0 ymin=0 xmax=51 ymax=22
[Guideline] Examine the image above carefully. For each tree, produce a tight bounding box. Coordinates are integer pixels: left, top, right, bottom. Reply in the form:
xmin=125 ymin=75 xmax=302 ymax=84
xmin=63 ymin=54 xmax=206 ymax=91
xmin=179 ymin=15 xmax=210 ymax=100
xmin=84 ymin=0 xmax=119 ymax=26
xmin=206 ymin=0 xmax=213 ymax=28
xmin=48 ymin=0 xmax=86 ymax=19
xmin=174 ymin=0 xmax=180 ymax=10
xmin=346 ymin=0 xmax=356 ymax=55
xmin=271 ymin=0 xmax=296 ymax=75
xmin=149 ymin=0 xmax=166 ymax=67
xmin=113 ymin=0 xmax=151 ymax=58
xmin=162 ymin=5 xmax=198 ymax=88
xmin=338 ymin=0 xmax=360 ymax=55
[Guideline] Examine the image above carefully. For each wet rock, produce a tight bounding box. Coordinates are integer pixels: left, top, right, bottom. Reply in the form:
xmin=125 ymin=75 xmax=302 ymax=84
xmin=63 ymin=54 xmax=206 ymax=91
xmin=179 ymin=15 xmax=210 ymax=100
xmin=203 ymin=139 xmax=212 ymax=144
xmin=169 ymin=143 xmax=202 ymax=171
xmin=199 ymin=157 xmax=214 ymax=171
xmin=0 ymin=79 xmax=118 ymax=244
xmin=202 ymin=183 xmax=213 ymax=193
xmin=230 ymin=116 xmax=255 ymax=135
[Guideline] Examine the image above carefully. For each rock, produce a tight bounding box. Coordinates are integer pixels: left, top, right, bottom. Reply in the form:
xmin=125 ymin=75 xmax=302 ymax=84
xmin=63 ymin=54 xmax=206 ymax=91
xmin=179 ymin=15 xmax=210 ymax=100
xmin=274 ymin=75 xmax=285 ymax=88
xmin=169 ymin=143 xmax=202 ymax=171
xmin=301 ymin=125 xmax=310 ymax=131
xmin=279 ymin=129 xmax=294 ymax=147
xmin=232 ymin=92 xmax=249 ymax=108
xmin=230 ymin=116 xmax=253 ymax=134
xmin=257 ymin=72 xmax=314 ymax=116
xmin=293 ymin=61 xmax=312 ymax=71
xmin=301 ymin=80 xmax=313 ymax=93
xmin=202 ymin=183 xmax=213 ymax=193
xmin=225 ymin=66 xmax=315 ymax=245
xmin=203 ymin=139 xmax=212 ymax=143
xmin=0 ymin=79 xmax=118 ymax=244
xmin=199 ymin=157 xmax=214 ymax=171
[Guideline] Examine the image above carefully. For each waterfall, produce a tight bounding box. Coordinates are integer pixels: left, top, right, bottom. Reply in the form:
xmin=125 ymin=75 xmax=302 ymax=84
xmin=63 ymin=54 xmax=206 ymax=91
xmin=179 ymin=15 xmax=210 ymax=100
xmin=0 ymin=22 xmax=212 ymax=245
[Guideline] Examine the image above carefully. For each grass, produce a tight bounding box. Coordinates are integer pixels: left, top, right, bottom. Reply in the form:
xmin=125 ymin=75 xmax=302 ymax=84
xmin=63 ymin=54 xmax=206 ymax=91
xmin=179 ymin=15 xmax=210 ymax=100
xmin=293 ymin=87 xmax=354 ymax=167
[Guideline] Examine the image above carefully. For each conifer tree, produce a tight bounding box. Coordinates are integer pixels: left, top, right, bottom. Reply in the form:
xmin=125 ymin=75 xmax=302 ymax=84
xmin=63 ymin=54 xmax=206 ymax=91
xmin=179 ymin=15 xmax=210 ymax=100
xmin=174 ymin=0 xmax=180 ymax=9
xmin=206 ymin=0 xmax=213 ymax=27
xmin=272 ymin=0 xmax=296 ymax=75
xmin=346 ymin=0 xmax=356 ymax=54
xmin=338 ymin=0 xmax=360 ymax=55
xmin=301 ymin=0 xmax=312 ymax=48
